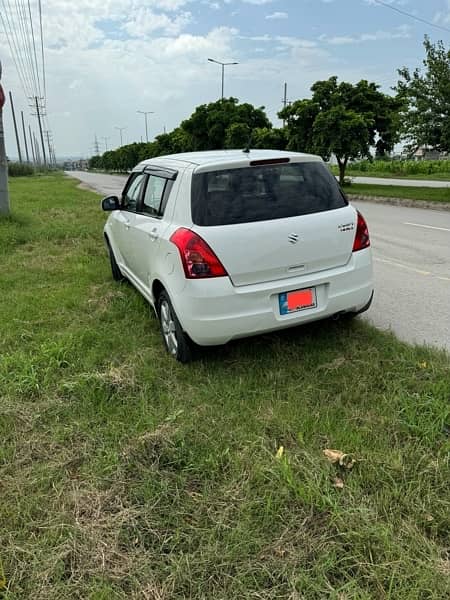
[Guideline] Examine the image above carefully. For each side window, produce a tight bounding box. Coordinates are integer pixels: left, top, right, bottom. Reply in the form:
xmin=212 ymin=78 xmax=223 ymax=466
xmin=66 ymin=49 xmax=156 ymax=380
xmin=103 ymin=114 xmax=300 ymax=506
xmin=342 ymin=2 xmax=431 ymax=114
xmin=122 ymin=173 xmax=145 ymax=212
xmin=142 ymin=175 xmax=167 ymax=217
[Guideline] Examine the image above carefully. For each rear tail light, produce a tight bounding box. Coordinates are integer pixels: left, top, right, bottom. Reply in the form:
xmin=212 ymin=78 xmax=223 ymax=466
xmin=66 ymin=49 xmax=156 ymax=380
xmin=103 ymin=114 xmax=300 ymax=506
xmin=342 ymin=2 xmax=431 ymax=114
xmin=170 ymin=228 xmax=228 ymax=278
xmin=352 ymin=211 xmax=370 ymax=252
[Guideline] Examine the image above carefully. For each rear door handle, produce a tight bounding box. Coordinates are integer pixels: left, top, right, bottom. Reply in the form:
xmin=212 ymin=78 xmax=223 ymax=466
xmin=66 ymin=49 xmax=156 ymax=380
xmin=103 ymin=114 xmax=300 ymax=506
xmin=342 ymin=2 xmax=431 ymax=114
xmin=124 ymin=220 xmax=130 ymax=230
xmin=148 ymin=228 xmax=159 ymax=241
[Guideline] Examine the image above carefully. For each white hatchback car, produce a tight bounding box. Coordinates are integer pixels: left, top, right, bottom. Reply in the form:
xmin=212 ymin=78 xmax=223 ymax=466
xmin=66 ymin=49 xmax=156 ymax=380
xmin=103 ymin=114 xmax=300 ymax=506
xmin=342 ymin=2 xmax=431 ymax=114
xmin=102 ymin=150 xmax=373 ymax=362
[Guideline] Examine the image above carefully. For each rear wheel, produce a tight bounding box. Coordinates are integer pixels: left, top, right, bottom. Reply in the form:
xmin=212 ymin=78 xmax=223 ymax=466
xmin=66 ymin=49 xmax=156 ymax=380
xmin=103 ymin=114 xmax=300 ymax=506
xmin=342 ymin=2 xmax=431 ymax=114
xmin=157 ymin=291 xmax=193 ymax=363
xmin=106 ymin=239 xmax=125 ymax=282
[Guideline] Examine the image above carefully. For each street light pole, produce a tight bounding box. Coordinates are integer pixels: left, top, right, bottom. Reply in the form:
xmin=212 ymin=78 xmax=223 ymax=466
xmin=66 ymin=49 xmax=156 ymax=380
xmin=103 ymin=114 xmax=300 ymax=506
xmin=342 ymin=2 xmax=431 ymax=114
xmin=115 ymin=126 xmax=126 ymax=147
xmin=207 ymin=58 xmax=239 ymax=101
xmin=137 ymin=110 xmax=154 ymax=143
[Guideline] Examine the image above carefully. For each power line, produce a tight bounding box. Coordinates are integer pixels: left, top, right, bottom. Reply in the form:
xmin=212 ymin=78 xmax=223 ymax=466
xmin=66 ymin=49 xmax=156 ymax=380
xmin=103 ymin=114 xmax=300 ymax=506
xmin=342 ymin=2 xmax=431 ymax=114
xmin=38 ymin=0 xmax=45 ymax=98
xmin=371 ymin=0 xmax=450 ymax=35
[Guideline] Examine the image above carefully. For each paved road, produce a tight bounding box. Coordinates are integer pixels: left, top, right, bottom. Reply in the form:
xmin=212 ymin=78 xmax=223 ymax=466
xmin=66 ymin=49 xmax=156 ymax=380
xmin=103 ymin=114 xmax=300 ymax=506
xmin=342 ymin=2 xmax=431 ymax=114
xmin=352 ymin=201 xmax=450 ymax=352
xmin=67 ymin=171 xmax=450 ymax=352
xmin=69 ymin=171 xmax=127 ymax=196
xmin=349 ymin=176 xmax=450 ymax=188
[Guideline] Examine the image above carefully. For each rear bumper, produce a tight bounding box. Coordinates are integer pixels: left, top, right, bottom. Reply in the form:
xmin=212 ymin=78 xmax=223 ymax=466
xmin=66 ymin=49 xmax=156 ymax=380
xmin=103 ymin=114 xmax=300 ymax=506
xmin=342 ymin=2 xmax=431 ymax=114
xmin=171 ymin=249 xmax=373 ymax=346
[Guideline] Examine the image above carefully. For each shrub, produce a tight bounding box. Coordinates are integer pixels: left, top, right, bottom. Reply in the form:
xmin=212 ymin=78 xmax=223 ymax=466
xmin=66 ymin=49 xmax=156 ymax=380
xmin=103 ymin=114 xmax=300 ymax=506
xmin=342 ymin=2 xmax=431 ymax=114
xmin=7 ymin=162 xmax=35 ymax=177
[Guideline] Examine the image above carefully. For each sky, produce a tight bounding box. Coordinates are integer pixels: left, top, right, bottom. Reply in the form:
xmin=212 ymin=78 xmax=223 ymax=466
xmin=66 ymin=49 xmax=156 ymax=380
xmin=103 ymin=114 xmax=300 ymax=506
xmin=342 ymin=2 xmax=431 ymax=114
xmin=1 ymin=0 xmax=450 ymax=158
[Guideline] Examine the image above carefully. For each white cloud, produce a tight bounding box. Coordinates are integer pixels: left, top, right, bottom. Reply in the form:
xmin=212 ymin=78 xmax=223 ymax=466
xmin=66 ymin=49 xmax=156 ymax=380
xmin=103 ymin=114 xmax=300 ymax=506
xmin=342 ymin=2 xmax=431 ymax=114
xmin=123 ymin=9 xmax=192 ymax=37
xmin=266 ymin=12 xmax=288 ymax=20
xmin=242 ymin=0 xmax=277 ymax=5
xmin=320 ymin=25 xmax=411 ymax=45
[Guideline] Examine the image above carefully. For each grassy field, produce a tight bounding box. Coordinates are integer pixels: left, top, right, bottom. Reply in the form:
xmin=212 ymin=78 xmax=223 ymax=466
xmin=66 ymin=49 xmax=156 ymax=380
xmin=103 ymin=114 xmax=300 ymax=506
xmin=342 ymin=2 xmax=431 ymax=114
xmin=344 ymin=183 xmax=450 ymax=204
xmin=331 ymin=160 xmax=450 ymax=181
xmin=1 ymin=175 xmax=449 ymax=599
xmin=334 ymin=170 xmax=450 ymax=182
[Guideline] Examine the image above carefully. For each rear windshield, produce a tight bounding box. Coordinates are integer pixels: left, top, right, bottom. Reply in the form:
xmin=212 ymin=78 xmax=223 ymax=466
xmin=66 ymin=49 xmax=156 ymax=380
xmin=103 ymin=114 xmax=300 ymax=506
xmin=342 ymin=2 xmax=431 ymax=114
xmin=191 ymin=161 xmax=347 ymax=226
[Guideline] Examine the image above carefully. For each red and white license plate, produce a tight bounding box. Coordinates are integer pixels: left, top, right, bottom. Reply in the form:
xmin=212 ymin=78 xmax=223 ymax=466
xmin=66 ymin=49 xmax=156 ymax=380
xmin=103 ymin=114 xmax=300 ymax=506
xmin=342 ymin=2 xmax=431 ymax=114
xmin=279 ymin=287 xmax=317 ymax=315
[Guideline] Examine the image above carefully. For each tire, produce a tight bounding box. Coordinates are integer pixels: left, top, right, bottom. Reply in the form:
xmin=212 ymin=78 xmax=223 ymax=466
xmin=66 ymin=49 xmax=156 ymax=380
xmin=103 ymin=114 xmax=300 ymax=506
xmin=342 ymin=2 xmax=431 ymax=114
xmin=157 ymin=291 xmax=193 ymax=363
xmin=106 ymin=239 xmax=125 ymax=282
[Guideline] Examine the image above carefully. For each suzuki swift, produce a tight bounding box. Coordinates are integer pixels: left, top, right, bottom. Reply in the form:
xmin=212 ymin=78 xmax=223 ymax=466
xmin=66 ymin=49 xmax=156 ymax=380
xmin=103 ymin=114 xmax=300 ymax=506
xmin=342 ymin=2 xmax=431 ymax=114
xmin=102 ymin=150 xmax=373 ymax=362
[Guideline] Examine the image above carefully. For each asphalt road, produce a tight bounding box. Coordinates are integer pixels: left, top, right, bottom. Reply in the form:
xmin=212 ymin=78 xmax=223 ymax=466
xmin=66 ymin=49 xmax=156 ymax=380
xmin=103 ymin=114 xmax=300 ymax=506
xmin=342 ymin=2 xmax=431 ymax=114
xmin=69 ymin=170 xmax=127 ymax=196
xmin=352 ymin=200 xmax=450 ymax=352
xmin=67 ymin=170 xmax=450 ymax=352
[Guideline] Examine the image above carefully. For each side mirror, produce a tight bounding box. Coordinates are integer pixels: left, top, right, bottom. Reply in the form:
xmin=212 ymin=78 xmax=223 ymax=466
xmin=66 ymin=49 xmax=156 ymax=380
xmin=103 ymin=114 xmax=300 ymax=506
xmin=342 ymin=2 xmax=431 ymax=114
xmin=101 ymin=195 xmax=120 ymax=211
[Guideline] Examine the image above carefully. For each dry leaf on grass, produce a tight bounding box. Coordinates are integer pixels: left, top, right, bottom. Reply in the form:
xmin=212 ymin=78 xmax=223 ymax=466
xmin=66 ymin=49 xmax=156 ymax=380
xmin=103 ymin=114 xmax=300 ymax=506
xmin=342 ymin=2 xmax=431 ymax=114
xmin=323 ymin=448 xmax=355 ymax=469
xmin=275 ymin=446 xmax=284 ymax=459
xmin=332 ymin=477 xmax=345 ymax=489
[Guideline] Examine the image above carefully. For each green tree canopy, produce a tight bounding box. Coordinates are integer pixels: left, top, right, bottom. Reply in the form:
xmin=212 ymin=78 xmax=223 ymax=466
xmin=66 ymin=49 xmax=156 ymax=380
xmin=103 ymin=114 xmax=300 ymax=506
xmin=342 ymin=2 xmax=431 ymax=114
xmin=180 ymin=97 xmax=271 ymax=151
xmin=397 ymin=36 xmax=450 ymax=152
xmin=280 ymin=77 xmax=403 ymax=184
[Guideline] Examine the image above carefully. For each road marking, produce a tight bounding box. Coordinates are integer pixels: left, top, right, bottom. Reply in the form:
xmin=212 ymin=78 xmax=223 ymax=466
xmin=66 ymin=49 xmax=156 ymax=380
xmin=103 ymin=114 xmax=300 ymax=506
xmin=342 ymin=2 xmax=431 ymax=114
xmin=404 ymin=222 xmax=450 ymax=232
xmin=375 ymin=257 xmax=450 ymax=283
xmin=375 ymin=257 xmax=431 ymax=276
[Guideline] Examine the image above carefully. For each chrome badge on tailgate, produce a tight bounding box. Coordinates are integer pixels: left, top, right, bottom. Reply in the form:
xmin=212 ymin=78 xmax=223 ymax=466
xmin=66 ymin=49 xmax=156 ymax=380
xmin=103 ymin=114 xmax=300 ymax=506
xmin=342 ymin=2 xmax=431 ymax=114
xmin=338 ymin=222 xmax=355 ymax=232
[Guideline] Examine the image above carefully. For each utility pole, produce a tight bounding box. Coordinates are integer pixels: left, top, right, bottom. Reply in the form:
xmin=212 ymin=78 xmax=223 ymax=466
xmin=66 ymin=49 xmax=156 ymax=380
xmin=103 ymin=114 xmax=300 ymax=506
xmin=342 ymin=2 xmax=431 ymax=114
xmin=93 ymin=134 xmax=100 ymax=155
xmin=282 ymin=82 xmax=288 ymax=127
xmin=9 ymin=91 xmax=22 ymax=163
xmin=137 ymin=110 xmax=154 ymax=143
xmin=115 ymin=126 xmax=126 ymax=147
xmin=44 ymin=131 xmax=53 ymax=167
xmin=101 ymin=136 xmax=109 ymax=152
xmin=28 ymin=125 xmax=36 ymax=164
xmin=0 ymin=61 xmax=10 ymax=215
xmin=33 ymin=132 xmax=41 ymax=164
xmin=35 ymin=96 xmax=47 ymax=166
xmin=21 ymin=111 xmax=30 ymax=162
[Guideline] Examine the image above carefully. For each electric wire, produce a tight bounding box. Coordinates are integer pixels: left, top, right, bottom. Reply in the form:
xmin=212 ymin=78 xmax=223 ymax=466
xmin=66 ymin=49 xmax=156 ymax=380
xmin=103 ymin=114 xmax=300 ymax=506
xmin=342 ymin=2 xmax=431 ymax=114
xmin=371 ymin=0 xmax=450 ymax=35
xmin=1 ymin=0 xmax=54 ymax=161
xmin=1 ymin=0 xmax=32 ymax=96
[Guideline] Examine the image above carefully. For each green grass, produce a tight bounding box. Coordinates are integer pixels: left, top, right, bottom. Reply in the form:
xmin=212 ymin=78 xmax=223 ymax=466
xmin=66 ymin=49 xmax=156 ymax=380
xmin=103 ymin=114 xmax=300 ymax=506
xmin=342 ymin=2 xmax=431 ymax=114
xmin=332 ymin=168 xmax=450 ymax=182
xmin=1 ymin=174 xmax=450 ymax=599
xmin=331 ymin=160 xmax=450 ymax=180
xmin=344 ymin=183 xmax=450 ymax=203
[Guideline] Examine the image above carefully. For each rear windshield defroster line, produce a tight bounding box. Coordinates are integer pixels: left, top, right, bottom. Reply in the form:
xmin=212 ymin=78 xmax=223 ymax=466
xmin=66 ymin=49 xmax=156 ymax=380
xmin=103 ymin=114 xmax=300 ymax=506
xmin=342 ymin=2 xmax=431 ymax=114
xmin=191 ymin=162 xmax=348 ymax=227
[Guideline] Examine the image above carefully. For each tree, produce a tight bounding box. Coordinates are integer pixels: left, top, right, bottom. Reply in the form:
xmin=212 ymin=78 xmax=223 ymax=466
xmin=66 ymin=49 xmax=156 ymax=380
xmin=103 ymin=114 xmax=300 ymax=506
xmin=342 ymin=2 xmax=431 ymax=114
xmin=280 ymin=77 xmax=403 ymax=184
xmin=90 ymin=98 xmax=276 ymax=171
xmin=397 ymin=36 xmax=450 ymax=152
xmin=224 ymin=123 xmax=251 ymax=148
xmin=0 ymin=60 xmax=10 ymax=216
xmin=252 ymin=127 xmax=287 ymax=150
xmin=180 ymin=98 xmax=271 ymax=151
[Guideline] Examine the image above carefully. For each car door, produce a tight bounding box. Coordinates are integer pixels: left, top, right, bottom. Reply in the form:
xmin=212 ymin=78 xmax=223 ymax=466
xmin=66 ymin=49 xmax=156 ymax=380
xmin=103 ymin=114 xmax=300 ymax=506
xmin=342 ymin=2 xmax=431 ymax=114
xmin=125 ymin=172 xmax=174 ymax=292
xmin=109 ymin=172 xmax=145 ymax=272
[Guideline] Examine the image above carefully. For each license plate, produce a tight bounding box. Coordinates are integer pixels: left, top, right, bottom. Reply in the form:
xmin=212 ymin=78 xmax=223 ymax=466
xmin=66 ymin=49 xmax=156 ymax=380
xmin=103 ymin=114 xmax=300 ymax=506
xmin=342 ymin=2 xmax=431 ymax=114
xmin=279 ymin=287 xmax=317 ymax=315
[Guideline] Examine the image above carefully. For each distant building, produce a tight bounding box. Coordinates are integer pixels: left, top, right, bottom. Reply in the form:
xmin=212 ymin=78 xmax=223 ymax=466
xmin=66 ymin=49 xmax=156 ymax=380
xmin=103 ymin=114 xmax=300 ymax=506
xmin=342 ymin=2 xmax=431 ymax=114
xmin=413 ymin=146 xmax=447 ymax=161
xmin=63 ymin=159 xmax=89 ymax=170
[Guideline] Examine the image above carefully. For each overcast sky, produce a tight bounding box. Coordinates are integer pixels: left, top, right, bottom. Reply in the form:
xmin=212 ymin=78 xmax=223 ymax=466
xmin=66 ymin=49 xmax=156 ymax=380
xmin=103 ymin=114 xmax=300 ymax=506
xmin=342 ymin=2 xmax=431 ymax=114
xmin=1 ymin=0 xmax=450 ymax=158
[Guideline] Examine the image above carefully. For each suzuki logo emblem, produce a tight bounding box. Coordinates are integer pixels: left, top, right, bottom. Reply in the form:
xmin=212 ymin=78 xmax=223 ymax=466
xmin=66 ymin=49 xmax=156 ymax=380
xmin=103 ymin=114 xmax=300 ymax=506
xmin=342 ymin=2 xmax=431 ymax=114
xmin=288 ymin=233 xmax=299 ymax=244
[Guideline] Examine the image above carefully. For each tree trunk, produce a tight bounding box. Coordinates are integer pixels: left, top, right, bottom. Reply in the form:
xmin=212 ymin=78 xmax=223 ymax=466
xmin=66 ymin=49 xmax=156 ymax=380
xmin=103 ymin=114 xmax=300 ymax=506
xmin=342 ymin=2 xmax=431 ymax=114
xmin=337 ymin=157 xmax=348 ymax=186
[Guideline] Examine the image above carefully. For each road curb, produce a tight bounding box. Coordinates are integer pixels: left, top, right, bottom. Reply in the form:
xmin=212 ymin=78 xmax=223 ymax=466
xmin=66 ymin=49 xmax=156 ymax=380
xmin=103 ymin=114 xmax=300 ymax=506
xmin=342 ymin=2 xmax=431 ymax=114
xmin=347 ymin=194 xmax=450 ymax=212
